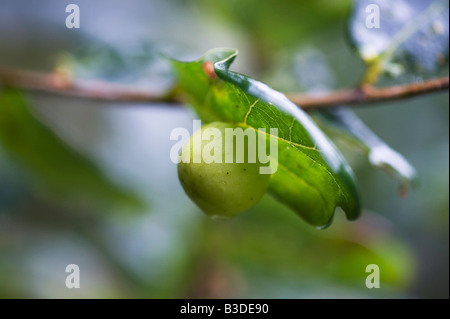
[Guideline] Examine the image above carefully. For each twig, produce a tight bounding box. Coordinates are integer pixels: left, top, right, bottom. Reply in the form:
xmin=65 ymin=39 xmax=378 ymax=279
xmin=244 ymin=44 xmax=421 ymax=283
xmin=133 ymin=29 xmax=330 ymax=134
xmin=0 ymin=67 xmax=180 ymax=104
xmin=0 ymin=67 xmax=448 ymax=108
xmin=287 ymin=77 xmax=449 ymax=109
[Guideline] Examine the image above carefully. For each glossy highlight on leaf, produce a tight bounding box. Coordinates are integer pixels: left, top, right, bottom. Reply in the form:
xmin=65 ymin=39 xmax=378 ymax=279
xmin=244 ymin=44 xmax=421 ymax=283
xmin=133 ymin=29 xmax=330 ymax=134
xmin=171 ymin=48 xmax=361 ymax=228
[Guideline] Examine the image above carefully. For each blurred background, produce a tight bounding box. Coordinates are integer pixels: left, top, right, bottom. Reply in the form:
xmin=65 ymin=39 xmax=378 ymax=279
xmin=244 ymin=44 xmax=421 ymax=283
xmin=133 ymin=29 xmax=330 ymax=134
xmin=0 ymin=0 xmax=448 ymax=298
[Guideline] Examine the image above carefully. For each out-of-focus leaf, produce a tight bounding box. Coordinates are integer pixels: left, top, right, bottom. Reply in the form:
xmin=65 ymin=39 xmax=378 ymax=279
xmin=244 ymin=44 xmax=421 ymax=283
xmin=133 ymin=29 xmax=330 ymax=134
xmin=57 ymin=42 xmax=153 ymax=80
xmin=56 ymin=41 xmax=173 ymax=93
xmin=199 ymin=197 xmax=415 ymax=297
xmin=196 ymin=0 xmax=351 ymax=52
xmin=0 ymin=149 xmax=23 ymax=212
xmin=0 ymin=174 xmax=22 ymax=213
xmin=348 ymin=0 xmax=449 ymax=83
xmin=315 ymin=107 xmax=416 ymax=192
xmin=0 ymin=88 xmax=145 ymax=212
xmin=172 ymin=48 xmax=360 ymax=228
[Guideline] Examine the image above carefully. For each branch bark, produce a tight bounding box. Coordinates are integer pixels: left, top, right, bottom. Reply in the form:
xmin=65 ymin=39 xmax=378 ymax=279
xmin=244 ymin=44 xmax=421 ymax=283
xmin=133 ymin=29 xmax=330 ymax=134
xmin=0 ymin=67 xmax=448 ymax=109
xmin=287 ymin=76 xmax=449 ymax=109
xmin=0 ymin=67 xmax=179 ymax=104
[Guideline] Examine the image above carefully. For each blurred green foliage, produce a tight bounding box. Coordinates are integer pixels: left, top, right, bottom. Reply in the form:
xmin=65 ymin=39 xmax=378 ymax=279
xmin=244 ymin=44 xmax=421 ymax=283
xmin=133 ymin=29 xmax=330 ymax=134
xmin=0 ymin=89 xmax=145 ymax=213
xmin=0 ymin=0 xmax=448 ymax=298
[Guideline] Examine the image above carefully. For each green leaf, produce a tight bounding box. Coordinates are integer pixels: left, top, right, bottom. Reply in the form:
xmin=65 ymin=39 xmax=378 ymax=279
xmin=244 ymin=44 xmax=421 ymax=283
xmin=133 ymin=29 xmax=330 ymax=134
xmin=57 ymin=41 xmax=161 ymax=82
xmin=196 ymin=0 xmax=351 ymax=50
xmin=171 ymin=48 xmax=361 ymax=228
xmin=0 ymin=88 xmax=145 ymax=213
xmin=314 ymin=107 xmax=417 ymax=192
xmin=348 ymin=0 xmax=449 ymax=84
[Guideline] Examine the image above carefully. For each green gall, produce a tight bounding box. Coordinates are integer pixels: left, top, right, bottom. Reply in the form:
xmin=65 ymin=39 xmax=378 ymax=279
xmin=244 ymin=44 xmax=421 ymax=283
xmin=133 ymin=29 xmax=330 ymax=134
xmin=178 ymin=122 xmax=271 ymax=218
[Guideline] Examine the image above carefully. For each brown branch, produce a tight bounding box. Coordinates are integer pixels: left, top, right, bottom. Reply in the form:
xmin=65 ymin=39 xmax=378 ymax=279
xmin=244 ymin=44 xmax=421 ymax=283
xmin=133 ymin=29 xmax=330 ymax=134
xmin=0 ymin=67 xmax=180 ymax=104
xmin=0 ymin=67 xmax=448 ymax=108
xmin=287 ymin=76 xmax=449 ymax=109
